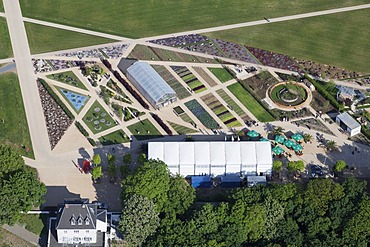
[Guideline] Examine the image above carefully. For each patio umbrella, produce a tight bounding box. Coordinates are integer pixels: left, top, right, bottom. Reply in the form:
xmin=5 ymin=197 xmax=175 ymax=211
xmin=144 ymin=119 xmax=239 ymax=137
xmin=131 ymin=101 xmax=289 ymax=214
xmin=247 ymin=130 xmax=259 ymax=138
xmin=275 ymin=135 xmax=285 ymax=144
xmin=272 ymin=146 xmax=284 ymax=155
xmin=292 ymin=143 xmax=303 ymax=152
xmin=259 ymin=137 xmax=270 ymax=142
xmin=284 ymin=139 xmax=295 ymax=148
xmin=292 ymin=133 xmax=303 ymax=142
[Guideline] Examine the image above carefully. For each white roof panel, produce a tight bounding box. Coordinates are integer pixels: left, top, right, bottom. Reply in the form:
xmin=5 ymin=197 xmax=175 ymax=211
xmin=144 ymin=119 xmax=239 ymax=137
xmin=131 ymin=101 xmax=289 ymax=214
xmin=179 ymin=142 xmax=194 ymax=165
xmin=179 ymin=165 xmax=195 ymax=176
xmin=195 ymin=165 xmax=210 ymax=175
xmin=210 ymin=165 xmax=226 ymax=176
xmin=168 ymin=166 xmax=180 ymax=175
xmin=241 ymin=142 xmax=257 ymax=165
xmin=164 ymin=142 xmax=179 ymax=166
xmin=225 ymin=142 xmax=241 ymax=165
xmin=255 ymin=142 xmax=272 ymax=166
xmin=210 ymin=142 xmax=225 ymax=165
xmin=148 ymin=142 xmax=164 ymax=161
xmin=194 ymin=142 xmax=210 ymax=165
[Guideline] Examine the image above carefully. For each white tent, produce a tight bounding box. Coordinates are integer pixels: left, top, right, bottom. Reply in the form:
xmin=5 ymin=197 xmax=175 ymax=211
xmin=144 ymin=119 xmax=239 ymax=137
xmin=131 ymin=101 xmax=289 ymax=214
xmin=148 ymin=141 xmax=272 ymax=177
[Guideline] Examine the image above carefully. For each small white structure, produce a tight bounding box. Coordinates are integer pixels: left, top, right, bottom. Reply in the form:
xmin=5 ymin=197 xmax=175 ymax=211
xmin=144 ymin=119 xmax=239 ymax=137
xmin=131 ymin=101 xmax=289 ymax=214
xmin=246 ymin=176 xmax=267 ymax=187
xmin=148 ymin=141 xmax=273 ymax=177
xmin=336 ymin=112 xmax=361 ymax=137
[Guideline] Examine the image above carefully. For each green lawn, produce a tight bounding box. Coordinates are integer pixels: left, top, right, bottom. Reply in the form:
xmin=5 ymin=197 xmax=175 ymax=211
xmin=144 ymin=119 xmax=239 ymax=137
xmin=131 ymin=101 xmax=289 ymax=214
xmin=46 ymin=71 xmax=87 ymax=90
xmin=98 ymin=129 xmax=130 ymax=145
xmin=127 ymin=119 xmax=163 ymax=141
xmin=0 ymin=1 xmax=3 ymax=12
xmin=208 ymin=68 xmax=233 ymax=83
xmin=0 ymin=72 xmax=34 ymax=158
xmin=20 ymin=0 xmax=369 ymax=38
xmin=207 ymin=8 xmax=370 ymax=74
xmin=83 ymin=101 xmax=116 ymax=134
xmin=25 ymin=22 xmax=115 ymax=54
xmin=168 ymin=121 xmax=197 ymax=135
xmin=0 ymin=18 xmax=13 ymax=59
xmin=228 ymin=83 xmax=275 ymax=122
xmin=17 ymin=214 xmax=48 ymax=236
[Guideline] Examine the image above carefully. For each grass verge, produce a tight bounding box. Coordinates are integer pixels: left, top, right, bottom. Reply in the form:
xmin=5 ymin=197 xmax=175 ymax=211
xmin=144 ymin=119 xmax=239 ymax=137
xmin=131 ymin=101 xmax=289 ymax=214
xmin=17 ymin=214 xmax=48 ymax=237
xmin=0 ymin=18 xmax=13 ymax=59
xmin=127 ymin=119 xmax=163 ymax=141
xmin=208 ymin=68 xmax=233 ymax=83
xmin=98 ymin=129 xmax=130 ymax=145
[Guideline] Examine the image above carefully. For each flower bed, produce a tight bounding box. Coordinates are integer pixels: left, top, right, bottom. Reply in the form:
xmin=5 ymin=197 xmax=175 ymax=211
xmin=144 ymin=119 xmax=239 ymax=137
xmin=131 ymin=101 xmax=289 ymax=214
xmin=193 ymin=67 xmax=218 ymax=87
xmin=246 ymin=46 xmax=303 ymax=73
xmin=213 ymin=39 xmax=258 ymax=64
xmin=185 ymin=99 xmax=219 ymax=129
xmin=46 ymin=71 xmax=87 ymax=90
xmin=83 ymin=101 xmax=116 ymax=134
xmin=240 ymin=71 xmax=279 ymax=99
xmin=216 ymin=89 xmax=251 ymax=121
xmin=171 ymin=66 xmax=207 ymax=93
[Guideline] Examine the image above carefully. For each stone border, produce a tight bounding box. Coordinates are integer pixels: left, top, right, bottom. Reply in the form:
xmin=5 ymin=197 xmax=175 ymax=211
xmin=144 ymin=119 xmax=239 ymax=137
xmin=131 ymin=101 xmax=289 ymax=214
xmin=267 ymin=81 xmax=312 ymax=111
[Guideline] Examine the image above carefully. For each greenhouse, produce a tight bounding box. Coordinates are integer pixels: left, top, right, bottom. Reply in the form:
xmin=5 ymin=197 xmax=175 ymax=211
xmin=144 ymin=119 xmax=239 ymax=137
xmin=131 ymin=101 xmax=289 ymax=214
xmin=124 ymin=61 xmax=177 ymax=109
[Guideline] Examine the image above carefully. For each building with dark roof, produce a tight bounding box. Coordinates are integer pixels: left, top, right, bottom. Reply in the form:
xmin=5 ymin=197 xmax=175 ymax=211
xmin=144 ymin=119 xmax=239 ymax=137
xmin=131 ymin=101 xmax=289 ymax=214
xmin=54 ymin=200 xmax=107 ymax=245
xmin=118 ymin=59 xmax=177 ymax=109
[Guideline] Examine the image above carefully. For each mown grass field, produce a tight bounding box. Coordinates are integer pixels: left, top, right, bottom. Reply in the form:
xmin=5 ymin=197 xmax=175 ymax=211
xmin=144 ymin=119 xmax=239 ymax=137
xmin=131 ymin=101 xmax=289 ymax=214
xmin=227 ymin=83 xmax=275 ymax=122
xmin=25 ymin=23 xmax=115 ymax=54
xmin=20 ymin=0 xmax=369 ymax=38
xmin=127 ymin=119 xmax=163 ymax=141
xmin=207 ymin=8 xmax=370 ymax=73
xmin=0 ymin=72 xmax=34 ymax=158
xmin=0 ymin=18 xmax=13 ymax=59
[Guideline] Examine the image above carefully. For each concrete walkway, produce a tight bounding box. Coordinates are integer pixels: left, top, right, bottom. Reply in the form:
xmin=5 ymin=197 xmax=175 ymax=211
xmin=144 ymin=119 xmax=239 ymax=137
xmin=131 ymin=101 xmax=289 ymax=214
xmin=0 ymin=62 xmax=15 ymax=74
xmin=2 ymin=224 xmax=39 ymax=246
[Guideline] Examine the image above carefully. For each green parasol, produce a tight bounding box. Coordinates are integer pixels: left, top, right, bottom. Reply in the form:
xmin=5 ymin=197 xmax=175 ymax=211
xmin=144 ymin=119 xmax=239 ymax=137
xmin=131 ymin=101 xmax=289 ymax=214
xmin=247 ymin=130 xmax=259 ymax=138
xmin=284 ymin=139 xmax=295 ymax=148
xmin=275 ymin=135 xmax=285 ymax=144
xmin=259 ymin=137 xmax=270 ymax=142
xmin=272 ymin=146 xmax=284 ymax=155
xmin=292 ymin=133 xmax=303 ymax=142
xmin=292 ymin=143 xmax=303 ymax=152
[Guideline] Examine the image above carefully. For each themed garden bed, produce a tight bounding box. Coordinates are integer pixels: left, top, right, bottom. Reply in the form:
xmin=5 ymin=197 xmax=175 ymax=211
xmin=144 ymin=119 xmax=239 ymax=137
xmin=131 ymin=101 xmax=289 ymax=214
xmin=171 ymin=66 xmax=207 ymax=93
xmin=240 ymin=71 xmax=279 ymax=99
xmin=46 ymin=71 xmax=87 ymax=90
xmin=184 ymin=99 xmax=219 ymax=129
xmin=269 ymin=82 xmax=308 ymax=107
xmin=216 ymin=89 xmax=251 ymax=122
xmin=292 ymin=118 xmax=334 ymax=136
xmin=193 ymin=67 xmax=218 ymax=87
xmin=56 ymin=86 xmax=89 ymax=113
xmin=83 ymin=101 xmax=116 ymax=134
xmin=212 ymin=38 xmax=258 ymax=64
xmin=167 ymin=121 xmax=197 ymax=135
xmin=173 ymin=106 xmax=196 ymax=126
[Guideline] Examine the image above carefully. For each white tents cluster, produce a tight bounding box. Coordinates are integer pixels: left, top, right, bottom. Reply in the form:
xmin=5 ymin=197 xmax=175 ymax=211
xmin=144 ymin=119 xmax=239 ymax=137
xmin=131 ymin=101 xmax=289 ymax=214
xmin=148 ymin=142 xmax=272 ymax=177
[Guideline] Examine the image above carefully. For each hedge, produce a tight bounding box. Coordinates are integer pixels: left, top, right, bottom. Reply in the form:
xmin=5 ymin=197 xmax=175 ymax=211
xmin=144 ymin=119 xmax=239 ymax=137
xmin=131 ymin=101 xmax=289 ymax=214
xmin=361 ymin=126 xmax=370 ymax=140
xmin=87 ymin=137 xmax=96 ymax=146
xmin=102 ymin=59 xmax=112 ymax=71
xmin=38 ymin=78 xmax=75 ymax=120
xmin=151 ymin=113 xmax=173 ymax=136
xmin=75 ymin=121 xmax=89 ymax=137
xmin=304 ymin=75 xmax=344 ymax=111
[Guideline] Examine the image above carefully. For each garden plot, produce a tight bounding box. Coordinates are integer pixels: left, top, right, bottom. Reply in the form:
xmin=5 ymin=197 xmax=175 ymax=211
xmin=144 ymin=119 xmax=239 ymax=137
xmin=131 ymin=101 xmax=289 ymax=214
xmin=171 ymin=66 xmax=207 ymax=93
xmin=56 ymin=86 xmax=89 ymax=113
xmin=240 ymin=71 xmax=279 ymax=99
xmin=173 ymin=106 xmax=195 ymax=125
xmin=192 ymin=67 xmax=217 ymax=87
xmin=111 ymin=103 xmax=145 ymax=122
xmin=106 ymin=79 xmax=131 ymax=103
xmin=46 ymin=71 xmax=87 ymax=90
xmin=184 ymin=99 xmax=219 ymax=129
xmin=167 ymin=121 xmax=197 ymax=135
xmin=127 ymin=119 xmax=163 ymax=141
xmin=200 ymin=93 xmax=241 ymax=128
xmin=98 ymin=129 xmax=130 ymax=145
xmin=128 ymin=45 xmax=160 ymax=60
xmin=208 ymin=67 xmax=233 ymax=83
xmin=216 ymin=89 xmax=251 ymax=121
xmin=83 ymin=101 xmax=116 ymax=134
xmin=211 ymin=38 xmax=258 ymax=64
xmin=150 ymin=47 xmax=212 ymax=63
xmin=152 ymin=65 xmax=190 ymax=99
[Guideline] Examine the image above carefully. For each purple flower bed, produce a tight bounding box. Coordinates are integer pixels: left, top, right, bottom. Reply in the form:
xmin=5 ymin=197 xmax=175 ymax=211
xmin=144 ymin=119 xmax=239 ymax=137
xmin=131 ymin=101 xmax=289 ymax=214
xmin=212 ymin=39 xmax=259 ymax=64
xmin=150 ymin=34 xmax=209 ymax=47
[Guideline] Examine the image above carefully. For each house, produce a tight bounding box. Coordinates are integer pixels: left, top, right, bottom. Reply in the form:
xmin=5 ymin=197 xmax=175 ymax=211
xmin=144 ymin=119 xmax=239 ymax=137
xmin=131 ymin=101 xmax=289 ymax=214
xmin=50 ymin=199 xmax=107 ymax=246
xmin=336 ymin=112 xmax=361 ymax=137
xmin=118 ymin=59 xmax=177 ymax=109
xmin=336 ymin=85 xmax=356 ymax=102
xmin=148 ymin=141 xmax=273 ymax=177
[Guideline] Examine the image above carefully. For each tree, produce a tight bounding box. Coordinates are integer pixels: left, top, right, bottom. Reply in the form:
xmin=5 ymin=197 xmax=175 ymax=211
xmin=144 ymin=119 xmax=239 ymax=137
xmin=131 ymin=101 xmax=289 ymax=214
xmin=264 ymin=196 xmax=284 ymax=240
xmin=137 ymin=153 xmax=147 ymax=165
xmin=335 ymin=160 xmax=347 ymax=172
xmin=287 ymin=160 xmax=305 ymax=173
xmin=270 ymin=126 xmax=285 ymax=137
xmin=108 ymin=163 xmax=116 ymax=180
xmin=91 ymin=165 xmax=102 ymax=182
xmin=325 ymin=140 xmax=338 ymax=152
xmin=107 ymin=154 xmax=116 ymax=166
xmin=303 ymin=133 xmax=313 ymax=143
xmin=164 ymin=174 xmax=195 ymax=214
xmin=92 ymin=154 xmax=101 ymax=166
xmin=272 ymin=160 xmax=283 ymax=173
xmin=120 ymin=164 xmax=129 ymax=178
xmin=0 ymin=154 xmax=46 ymax=225
xmin=119 ymin=194 xmax=159 ymax=247
xmin=121 ymin=159 xmax=170 ymax=211
xmin=123 ymin=153 xmax=132 ymax=165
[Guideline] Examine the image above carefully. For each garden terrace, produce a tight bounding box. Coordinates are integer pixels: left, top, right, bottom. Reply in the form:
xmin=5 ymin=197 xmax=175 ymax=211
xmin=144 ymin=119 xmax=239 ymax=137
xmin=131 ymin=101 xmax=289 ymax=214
xmin=211 ymin=38 xmax=258 ymax=64
xmin=83 ymin=101 xmax=116 ymax=134
xmin=295 ymin=59 xmax=363 ymax=79
xmin=193 ymin=67 xmax=218 ymax=87
xmin=171 ymin=66 xmax=207 ymax=94
xmin=269 ymin=82 xmax=308 ymax=107
xmin=246 ymin=47 xmax=303 ymax=73
xmin=167 ymin=121 xmax=197 ymax=135
xmin=240 ymin=71 xmax=279 ymax=99
xmin=173 ymin=106 xmax=195 ymax=126
xmin=200 ymin=93 xmax=241 ymax=128
xmin=208 ymin=67 xmax=233 ymax=83
xmin=127 ymin=119 xmax=163 ymax=141
xmin=152 ymin=65 xmax=191 ymax=99
xmin=228 ymin=83 xmax=275 ymax=122
xmin=0 ymin=73 xmax=33 ymax=158
xmin=37 ymin=81 xmax=73 ymax=149
xmin=100 ymin=85 xmax=131 ymax=106
xmin=216 ymin=89 xmax=251 ymax=122
xmin=184 ymin=99 xmax=219 ymax=129
xmin=46 ymin=71 xmax=87 ymax=90
xmin=98 ymin=129 xmax=130 ymax=145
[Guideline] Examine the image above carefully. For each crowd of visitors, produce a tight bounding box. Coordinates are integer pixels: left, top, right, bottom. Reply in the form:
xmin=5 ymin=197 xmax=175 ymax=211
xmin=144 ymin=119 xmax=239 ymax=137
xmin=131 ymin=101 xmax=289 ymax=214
xmin=37 ymin=81 xmax=73 ymax=149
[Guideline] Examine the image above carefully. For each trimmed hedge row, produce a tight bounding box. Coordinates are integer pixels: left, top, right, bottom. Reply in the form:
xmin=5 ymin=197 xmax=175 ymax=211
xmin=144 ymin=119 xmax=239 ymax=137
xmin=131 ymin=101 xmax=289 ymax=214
xmin=75 ymin=121 xmax=89 ymax=137
xmin=237 ymin=79 xmax=278 ymax=119
xmin=102 ymin=59 xmax=112 ymax=71
xmin=304 ymin=75 xmax=344 ymax=111
xmin=151 ymin=113 xmax=172 ymax=136
xmin=38 ymin=78 xmax=75 ymax=120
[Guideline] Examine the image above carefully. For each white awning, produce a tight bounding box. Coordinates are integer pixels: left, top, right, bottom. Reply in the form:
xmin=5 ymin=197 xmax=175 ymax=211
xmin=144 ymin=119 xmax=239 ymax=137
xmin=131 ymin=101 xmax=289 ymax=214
xmin=225 ymin=142 xmax=241 ymax=165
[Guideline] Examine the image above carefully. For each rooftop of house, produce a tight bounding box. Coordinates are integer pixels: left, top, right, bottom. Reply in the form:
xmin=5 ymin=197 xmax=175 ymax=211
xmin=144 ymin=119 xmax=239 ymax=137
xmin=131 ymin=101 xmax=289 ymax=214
xmin=56 ymin=203 xmax=98 ymax=230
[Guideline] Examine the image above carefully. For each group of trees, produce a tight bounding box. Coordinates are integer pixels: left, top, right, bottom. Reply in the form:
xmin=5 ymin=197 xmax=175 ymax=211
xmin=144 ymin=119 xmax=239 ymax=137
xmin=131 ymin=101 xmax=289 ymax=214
xmin=118 ymin=158 xmax=370 ymax=246
xmin=0 ymin=146 xmax=46 ymax=225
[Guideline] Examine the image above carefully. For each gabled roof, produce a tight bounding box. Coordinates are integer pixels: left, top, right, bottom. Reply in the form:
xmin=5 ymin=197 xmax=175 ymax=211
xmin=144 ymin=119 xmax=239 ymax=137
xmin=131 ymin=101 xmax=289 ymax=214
xmin=337 ymin=112 xmax=361 ymax=130
xmin=56 ymin=203 xmax=97 ymax=230
xmin=127 ymin=61 xmax=176 ymax=102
